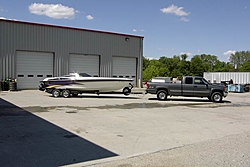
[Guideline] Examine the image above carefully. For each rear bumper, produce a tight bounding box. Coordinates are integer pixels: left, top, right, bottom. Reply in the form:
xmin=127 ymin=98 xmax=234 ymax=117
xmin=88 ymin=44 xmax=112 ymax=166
xmin=145 ymin=88 xmax=157 ymax=94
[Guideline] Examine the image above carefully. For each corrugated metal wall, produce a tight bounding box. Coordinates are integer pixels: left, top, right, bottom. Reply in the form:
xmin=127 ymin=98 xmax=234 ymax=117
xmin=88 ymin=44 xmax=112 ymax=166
xmin=204 ymin=72 xmax=250 ymax=84
xmin=0 ymin=20 xmax=143 ymax=87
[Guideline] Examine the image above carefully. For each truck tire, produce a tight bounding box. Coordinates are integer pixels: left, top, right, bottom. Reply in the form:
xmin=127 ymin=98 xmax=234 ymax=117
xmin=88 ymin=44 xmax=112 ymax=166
xmin=211 ymin=92 xmax=222 ymax=103
xmin=52 ymin=89 xmax=61 ymax=98
xmin=157 ymin=90 xmax=168 ymax=100
xmin=62 ymin=89 xmax=71 ymax=98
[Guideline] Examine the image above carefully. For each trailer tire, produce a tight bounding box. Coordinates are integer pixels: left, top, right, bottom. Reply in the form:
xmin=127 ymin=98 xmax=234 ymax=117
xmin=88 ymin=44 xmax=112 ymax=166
xmin=62 ymin=89 xmax=71 ymax=98
xmin=157 ymin=90 xmax=168 ymax=101
xmin=123 ymin=87 xmax=131 ymax=96
xmin=52 ymin=89 xmax=61 ymax=98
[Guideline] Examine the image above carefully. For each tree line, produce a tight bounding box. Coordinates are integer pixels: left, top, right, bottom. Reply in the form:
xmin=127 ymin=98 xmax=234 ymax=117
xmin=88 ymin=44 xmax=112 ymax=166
xmin=143 ymin=50 xmax=250 ymax=81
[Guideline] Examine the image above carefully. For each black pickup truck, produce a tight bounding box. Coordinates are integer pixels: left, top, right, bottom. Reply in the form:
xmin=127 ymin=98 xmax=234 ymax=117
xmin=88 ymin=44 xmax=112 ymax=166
xmin=146 ymin=76 xmax=228 ymax=102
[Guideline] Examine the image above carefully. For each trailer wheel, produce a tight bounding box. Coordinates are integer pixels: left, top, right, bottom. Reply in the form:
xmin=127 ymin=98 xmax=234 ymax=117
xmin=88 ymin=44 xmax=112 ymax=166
xmin=123 ymin=87 xmax=131 ymax=96
xmin=157 ymin=90 xmax=168 ymax=100
xmin=52 ymin=89 xmax=61 ymax=98
xmin=211 ymin=92 xmax=222 ymax=103
xmin=62 ymin=89 xmax=71 ymax=98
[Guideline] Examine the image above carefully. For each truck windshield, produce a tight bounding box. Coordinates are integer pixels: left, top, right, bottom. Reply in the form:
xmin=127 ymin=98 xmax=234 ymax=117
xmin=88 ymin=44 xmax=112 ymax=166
xmin=202 ymin=78 xmax=210 ymax=85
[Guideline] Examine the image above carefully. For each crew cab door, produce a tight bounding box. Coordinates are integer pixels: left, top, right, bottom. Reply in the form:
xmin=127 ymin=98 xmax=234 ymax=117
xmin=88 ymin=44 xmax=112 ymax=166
xmin=193 ymin=77 xmax=210 ymax=97
xmin=182 ymin=77 xmax=194 ymax=96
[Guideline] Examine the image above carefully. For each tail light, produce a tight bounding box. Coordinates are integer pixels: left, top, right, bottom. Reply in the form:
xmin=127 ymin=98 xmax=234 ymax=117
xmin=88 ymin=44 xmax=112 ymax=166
xmin=145 ymin=82 xmax=149 ymax=89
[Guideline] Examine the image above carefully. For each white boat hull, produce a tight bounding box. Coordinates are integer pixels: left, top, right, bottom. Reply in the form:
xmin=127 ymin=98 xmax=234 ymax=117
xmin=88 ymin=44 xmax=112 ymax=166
xmin=40 ymin=73 xmax=134 ymax=96
xmin=54 ymin=80 xmax=132 ymax=92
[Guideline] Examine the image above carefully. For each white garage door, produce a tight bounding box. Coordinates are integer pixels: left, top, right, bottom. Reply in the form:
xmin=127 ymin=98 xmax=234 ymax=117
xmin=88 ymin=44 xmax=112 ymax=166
xmin=69 ymin=54 xmax=100 ymax=76
xmin=113 ymin=56 xmax=137 ymax=84
xmin=16 ymin=51 xmax=54 ymax=89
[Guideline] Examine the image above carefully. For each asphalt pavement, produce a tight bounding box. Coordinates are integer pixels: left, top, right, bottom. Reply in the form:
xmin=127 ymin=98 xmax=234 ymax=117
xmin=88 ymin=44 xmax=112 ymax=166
xmin=1 ymin=90 xmax=250 ymax=167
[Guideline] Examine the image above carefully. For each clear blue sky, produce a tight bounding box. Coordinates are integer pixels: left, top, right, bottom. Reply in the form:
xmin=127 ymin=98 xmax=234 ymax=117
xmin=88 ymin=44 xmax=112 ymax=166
xmin=1 ymin=0 xmax=250 ymax=62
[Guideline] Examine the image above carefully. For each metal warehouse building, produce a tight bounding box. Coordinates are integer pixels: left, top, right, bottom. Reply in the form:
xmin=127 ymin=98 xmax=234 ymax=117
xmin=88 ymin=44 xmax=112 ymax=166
xmin=0 ymin=19 xmax=143 ymax=90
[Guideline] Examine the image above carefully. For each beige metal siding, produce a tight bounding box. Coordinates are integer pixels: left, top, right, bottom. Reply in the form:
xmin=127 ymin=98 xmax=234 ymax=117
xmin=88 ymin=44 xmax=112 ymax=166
xmin=0 ymin=20 xmax=143 ymax=88
xmin=204 ymin=72 xmax=250 ymax=84
xmin=69 ymin=54 xmax=100 ymax=76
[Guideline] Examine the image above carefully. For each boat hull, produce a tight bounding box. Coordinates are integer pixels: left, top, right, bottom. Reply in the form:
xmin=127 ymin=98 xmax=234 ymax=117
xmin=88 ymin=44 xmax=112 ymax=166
xmin=47 ymin=80 xmax=133 ymax=92
xmin=39 ymin=73 xmax=134 ymax=95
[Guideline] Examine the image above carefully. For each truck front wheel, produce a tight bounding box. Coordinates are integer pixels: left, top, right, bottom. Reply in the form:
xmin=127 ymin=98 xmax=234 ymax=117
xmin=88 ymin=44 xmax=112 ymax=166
xmin=211 ymin=92 xmax=222 ymax=103
xmin=157 ymin=90 xmax=168 ymax=101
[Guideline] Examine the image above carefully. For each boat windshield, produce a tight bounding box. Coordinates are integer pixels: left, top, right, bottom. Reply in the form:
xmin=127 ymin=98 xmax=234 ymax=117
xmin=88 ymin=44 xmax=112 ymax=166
xmin=63 ymin=74 xmax=77 ymax=77
xmin=79 ymin=73 xmax=92 ymax=77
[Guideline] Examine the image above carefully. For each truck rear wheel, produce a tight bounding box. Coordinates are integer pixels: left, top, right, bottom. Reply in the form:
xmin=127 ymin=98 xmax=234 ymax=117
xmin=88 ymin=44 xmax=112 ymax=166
xmin=157 ymin=90 xmax=168 ymax=100
xmin=211 ymin=92 xmax=222 ymax=103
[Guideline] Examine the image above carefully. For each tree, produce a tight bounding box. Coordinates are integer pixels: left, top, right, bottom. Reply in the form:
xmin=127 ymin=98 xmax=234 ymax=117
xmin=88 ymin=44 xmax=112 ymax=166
xmin=143 ymin=57 xmax=150 ymax=71
xmin=142 ymin=50 xmax=250 ymax=81
xmin=229 ymin=51 xmax=250 ymax=70
xmin=190 ymin=55 xmax=205 ymax=76
xmin=181 ymin=54 xmax=188 ymax=61
xmin=179 ymin=54 xmax=191 ymax=76
xmin=239 ymin=61 xmax=250 ymax=72
xmin=213 ymin=61 xmax=233 ymax=72
xmin=143 ymin=59 xmax=170 ymax=81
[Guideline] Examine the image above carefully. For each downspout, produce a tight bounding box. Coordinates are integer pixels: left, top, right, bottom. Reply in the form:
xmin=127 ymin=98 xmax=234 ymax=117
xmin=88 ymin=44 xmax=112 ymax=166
xmin=138 ymin=37 xmax=144 ymax=88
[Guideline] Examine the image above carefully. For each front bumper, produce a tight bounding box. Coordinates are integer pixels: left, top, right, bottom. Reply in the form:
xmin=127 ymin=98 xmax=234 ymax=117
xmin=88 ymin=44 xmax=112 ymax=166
xmin=223 ymin=91 xmax=228 ymax=97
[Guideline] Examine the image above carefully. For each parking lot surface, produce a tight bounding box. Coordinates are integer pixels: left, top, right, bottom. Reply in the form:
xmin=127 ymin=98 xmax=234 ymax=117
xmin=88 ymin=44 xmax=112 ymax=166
xmin=1 ymin=90 xmax=250 ymax=167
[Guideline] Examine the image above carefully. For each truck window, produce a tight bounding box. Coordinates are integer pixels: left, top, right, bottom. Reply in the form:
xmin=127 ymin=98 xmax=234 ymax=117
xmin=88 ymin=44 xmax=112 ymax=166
xmin=185 ymin=77 xmax=193 ymax=84
xmin=194 ymin=78 xmax=204 ymax=84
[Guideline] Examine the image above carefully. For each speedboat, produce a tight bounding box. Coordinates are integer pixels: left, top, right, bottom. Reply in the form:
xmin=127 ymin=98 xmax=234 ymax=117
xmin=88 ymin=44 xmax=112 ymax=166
xmin=39 ymin=72 xmax=134 ymax=97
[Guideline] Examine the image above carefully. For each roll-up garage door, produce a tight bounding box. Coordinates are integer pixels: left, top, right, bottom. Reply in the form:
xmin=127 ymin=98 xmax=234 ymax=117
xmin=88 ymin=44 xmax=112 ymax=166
xmin=69 ymin=54 xmax=100 ymax=76
xmin=112 ymin=56 xmax=137 ymax=85
xmin=16 ymin=51 xmax=54 ymax=90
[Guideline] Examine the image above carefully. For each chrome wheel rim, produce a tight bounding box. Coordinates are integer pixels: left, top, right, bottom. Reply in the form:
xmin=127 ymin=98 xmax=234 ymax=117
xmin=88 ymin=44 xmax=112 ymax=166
xmin=159 ymin=92 xmax=166 ymax=99
xmin=53 ymin=90 xmax=60 ymax=97
xmin=63 ymin=90 xmax=70 ymax=97
xmin=214 ymin=94 xmax=221 ymax=101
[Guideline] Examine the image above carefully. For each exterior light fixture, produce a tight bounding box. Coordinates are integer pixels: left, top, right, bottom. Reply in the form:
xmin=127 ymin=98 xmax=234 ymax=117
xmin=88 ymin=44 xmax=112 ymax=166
xmin=125 ymin=37 xmax=130 ymax=42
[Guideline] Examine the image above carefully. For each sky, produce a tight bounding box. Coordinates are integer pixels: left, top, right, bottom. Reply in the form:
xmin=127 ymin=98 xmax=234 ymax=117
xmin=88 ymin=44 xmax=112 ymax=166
xmin=0 ymin=0 xmax=250 ymax=62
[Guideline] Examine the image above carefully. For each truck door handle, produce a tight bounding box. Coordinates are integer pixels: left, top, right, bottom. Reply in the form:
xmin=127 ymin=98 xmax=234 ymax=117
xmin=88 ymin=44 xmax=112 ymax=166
xmin=194 ymin=86 xmax=197 ymax=87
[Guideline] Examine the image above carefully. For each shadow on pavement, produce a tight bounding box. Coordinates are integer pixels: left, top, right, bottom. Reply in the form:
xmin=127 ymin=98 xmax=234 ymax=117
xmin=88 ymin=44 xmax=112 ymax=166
xmin=48 ymin=94 xmax=142 ymax=99
xmin=0 ymin=98 xmax=118 ymax=167
xmin=148 ymin=97 xmax=231 ymax=103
